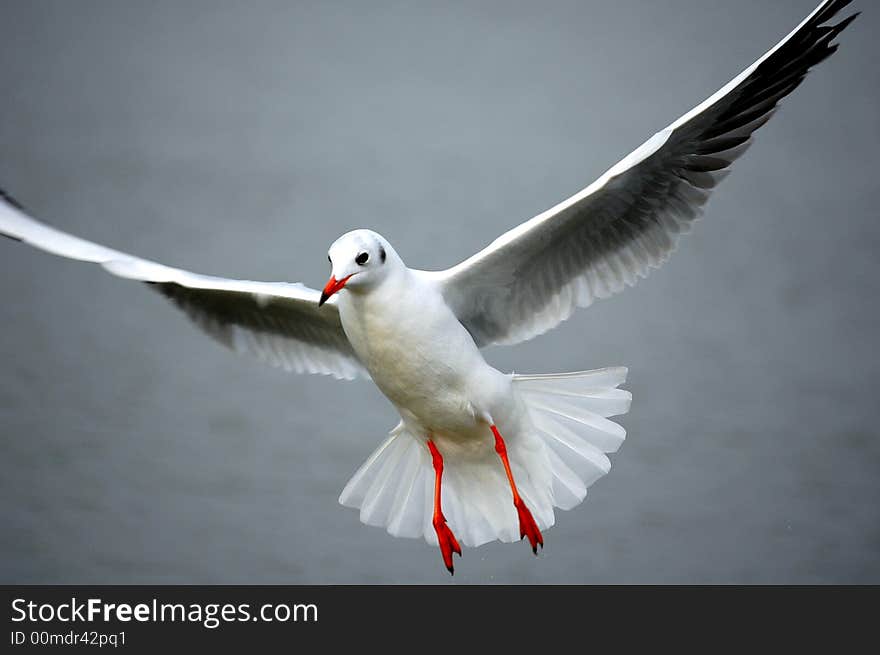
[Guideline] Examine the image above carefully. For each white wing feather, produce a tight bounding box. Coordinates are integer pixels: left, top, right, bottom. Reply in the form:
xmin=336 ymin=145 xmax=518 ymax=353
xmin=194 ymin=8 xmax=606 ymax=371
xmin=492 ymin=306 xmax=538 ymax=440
xmin=433 ymin=0 xmax=857 ymax=347
xmin=0 ymin=193 xmax=366 ymax=380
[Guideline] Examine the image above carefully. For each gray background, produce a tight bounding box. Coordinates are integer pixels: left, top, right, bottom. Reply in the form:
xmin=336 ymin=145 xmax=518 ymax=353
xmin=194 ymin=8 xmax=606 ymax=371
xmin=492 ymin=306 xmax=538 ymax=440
xmin=0 ymin=0 xmax=877 ymax=584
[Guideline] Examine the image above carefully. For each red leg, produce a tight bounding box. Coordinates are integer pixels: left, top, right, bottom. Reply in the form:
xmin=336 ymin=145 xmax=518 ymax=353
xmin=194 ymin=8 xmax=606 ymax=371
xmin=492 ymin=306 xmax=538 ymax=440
xmin=491 ymin=425 xmax=544 ymax=554
xmin=427 ymin=439 xmax=461 ymax=575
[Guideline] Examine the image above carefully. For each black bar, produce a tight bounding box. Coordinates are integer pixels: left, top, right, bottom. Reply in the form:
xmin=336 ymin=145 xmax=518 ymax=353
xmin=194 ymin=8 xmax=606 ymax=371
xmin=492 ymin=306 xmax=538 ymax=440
xmin=1 ymin=586 xmax=877 ymax=650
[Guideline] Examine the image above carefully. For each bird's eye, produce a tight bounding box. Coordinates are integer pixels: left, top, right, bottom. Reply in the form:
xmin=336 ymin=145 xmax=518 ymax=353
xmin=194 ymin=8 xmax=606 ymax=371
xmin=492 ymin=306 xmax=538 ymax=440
xmin=328 ymin=255 xmax=332 ymax=263
xmin=355 ymin=252 xmax=369 ymax=265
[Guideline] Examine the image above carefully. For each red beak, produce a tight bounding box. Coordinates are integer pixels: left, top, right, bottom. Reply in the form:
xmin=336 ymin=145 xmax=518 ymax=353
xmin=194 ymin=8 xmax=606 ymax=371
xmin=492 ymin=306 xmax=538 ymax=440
xmin=319 ymin=274 xmax=353 ymax=307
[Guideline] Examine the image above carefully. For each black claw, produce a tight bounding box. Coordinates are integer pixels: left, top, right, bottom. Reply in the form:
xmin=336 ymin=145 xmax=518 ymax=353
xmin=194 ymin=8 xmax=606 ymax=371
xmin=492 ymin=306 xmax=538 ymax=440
xmin=447 ymin=566 xmax=454 ymax=576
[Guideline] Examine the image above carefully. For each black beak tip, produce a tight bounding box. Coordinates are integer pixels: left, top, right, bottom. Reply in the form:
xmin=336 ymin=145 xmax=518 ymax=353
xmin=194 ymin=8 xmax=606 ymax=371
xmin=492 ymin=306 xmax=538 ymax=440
xmin=318 ymin=292 xmax=329 ymax=307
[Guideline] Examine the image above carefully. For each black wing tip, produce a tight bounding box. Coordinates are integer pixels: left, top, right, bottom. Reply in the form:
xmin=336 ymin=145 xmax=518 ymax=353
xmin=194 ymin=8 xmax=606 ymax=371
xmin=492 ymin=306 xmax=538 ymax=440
xmin=809 ymin=2 xmax=859 ymax=52
xmin=815 ymin=0 xmax=855 ymax=25
xmin=810 ymin=9 xmax=859 ymax=70
xmin=0 ymin=187 xmax=25 ymax=212
xmin=0 ymin=187 xmax=25 ymax=241
xmin=832 ymin=12 xmax=860 ymax=34
xmin=816 ymin=0 xmax=860 ymax=34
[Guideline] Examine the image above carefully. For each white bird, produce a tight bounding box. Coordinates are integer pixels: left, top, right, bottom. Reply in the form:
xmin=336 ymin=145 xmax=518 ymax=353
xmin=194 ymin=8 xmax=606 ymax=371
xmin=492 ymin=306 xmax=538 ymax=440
xmin=0 ymin=0 xmax=857 ymax=574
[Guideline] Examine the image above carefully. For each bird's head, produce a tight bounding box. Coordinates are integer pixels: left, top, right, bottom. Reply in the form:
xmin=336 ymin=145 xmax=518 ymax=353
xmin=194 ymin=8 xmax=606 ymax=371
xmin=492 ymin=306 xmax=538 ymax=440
xmin=319 ymin=229 xmax=398 ymax=306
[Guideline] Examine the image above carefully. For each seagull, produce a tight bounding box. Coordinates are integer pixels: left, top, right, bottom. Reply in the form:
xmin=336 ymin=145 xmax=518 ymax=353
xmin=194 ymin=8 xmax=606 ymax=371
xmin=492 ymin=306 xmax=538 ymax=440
xmin=0 ymin=0 xmax=858 ymax=574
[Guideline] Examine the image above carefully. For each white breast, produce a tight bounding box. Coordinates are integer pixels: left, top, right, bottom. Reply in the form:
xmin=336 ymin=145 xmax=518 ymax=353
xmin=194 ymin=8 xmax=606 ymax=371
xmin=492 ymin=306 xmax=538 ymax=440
xmin=338 ymin=269 xmax=510 ymax=438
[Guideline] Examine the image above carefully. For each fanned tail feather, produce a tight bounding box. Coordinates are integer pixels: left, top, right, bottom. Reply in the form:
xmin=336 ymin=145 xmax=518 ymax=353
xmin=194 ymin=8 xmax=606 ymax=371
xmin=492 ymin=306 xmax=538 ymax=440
xmin=338 ymin=425 xmax=434 ymax=541
xmin=338 ymin=367 xmax=631 ymax=547
xmin=516 ymin=367 xmax=630 ymax=511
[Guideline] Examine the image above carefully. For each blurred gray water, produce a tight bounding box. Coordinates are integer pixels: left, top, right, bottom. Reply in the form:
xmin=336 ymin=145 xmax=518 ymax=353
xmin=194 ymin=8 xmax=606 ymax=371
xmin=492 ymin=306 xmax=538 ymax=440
xmin=0 ymin=0 xmax=877 ymax=584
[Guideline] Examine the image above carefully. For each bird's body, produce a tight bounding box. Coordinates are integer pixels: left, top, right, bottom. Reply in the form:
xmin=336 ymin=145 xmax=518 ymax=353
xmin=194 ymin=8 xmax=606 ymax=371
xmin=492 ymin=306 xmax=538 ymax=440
xmin=337 ymin=254 xmax=511 ymax=450
xmin=0 ymin=0 xmax=858 ymax=574
xmin=325 ymin=232 xmax=558 ymax=565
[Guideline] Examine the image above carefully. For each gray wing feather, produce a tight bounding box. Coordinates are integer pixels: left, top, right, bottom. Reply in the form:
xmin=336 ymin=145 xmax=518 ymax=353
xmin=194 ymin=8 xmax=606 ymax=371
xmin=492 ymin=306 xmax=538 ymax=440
xmin=0 ymin=195 xmax=365 ymax=380
xmin=435 ymin=0 xmax=857 ymax=347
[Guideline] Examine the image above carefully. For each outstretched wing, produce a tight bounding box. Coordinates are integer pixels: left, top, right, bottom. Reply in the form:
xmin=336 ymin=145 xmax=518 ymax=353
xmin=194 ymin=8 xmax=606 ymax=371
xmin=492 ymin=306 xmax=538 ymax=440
xmin=0 ymin=193 xmax=366 ymax=380
xmin=433 ymin=0 xmax=858 ymax=347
